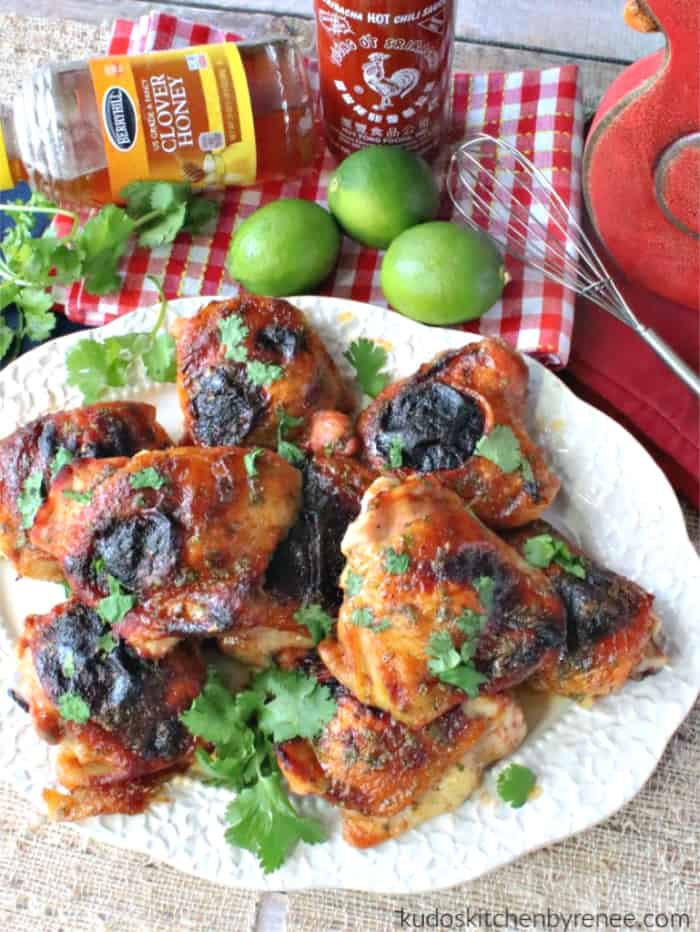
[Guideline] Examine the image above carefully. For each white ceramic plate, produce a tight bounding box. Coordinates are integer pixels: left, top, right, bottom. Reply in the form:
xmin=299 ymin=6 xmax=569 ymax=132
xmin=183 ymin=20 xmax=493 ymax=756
xmin=0 ymin=296 xmax=698 ymax=894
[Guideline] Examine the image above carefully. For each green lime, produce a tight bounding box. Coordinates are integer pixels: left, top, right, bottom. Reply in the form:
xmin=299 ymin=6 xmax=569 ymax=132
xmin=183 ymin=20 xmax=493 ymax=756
xmin=380 ymin=222 xmax=507 ymax=325
xmin=228 ymin=199 xmax=341 ymax=296
xmin=328 ymin=145 xmax=439 ymax=249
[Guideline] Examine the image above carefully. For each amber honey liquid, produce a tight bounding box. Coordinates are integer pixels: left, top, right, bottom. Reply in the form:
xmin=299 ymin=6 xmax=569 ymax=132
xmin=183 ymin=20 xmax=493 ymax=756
xmin=0 ymin=39 xmax=319 ymax=206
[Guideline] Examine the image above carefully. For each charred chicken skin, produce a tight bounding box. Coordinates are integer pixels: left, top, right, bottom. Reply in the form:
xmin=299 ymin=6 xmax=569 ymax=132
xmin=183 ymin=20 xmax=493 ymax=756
xmin=505 ymin=521 xmax=664 ymax=698
xmin=218 ymin=454 xmax=376 ymax=667
xmin=31 ymin=447 xmax=302 ymax=657
xmin=174 ymin=296 xmax=353 ymax=449
xmin=276 ymin=659 xmax=526 ymax=848
xmin=318 ymin=475 xmax=566 ymax=728
xmin=16 ymin=600 xmax=205 ymax=820
xmin=0 ymin=402 xmax=170 ymax=580
xmin=357 ymin=339 xmax=559 ymax=528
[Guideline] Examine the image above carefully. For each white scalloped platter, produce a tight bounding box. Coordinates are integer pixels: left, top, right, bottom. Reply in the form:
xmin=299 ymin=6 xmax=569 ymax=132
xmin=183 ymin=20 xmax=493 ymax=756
xmin=0 ymin=296 xmax=699 ymax=894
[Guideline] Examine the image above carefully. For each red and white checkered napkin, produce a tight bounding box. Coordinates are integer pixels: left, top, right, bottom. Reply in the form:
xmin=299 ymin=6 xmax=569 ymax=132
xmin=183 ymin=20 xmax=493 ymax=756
xmin=55 ymin=12 xmax=584 ymax=365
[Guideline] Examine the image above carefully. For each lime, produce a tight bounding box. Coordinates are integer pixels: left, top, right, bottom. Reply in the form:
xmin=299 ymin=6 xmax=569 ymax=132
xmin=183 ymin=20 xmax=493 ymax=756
xmin=380 ymin=222 xmax=507 ymax=325
xmin=328 ymin=145 xmax=439 ymax=249
xmin=228 ymin=199 xmax=341 ymax=296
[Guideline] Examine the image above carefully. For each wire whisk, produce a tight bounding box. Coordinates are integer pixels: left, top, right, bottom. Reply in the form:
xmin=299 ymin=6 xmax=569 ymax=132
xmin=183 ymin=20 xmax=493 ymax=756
xmin=447 ymin=133 xmax=700 ymax=397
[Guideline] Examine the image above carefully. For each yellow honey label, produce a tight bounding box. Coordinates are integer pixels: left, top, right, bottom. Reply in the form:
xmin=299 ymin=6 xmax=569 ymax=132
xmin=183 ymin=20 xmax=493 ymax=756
xmin=89 ymin=44 xmax=256 ymax=199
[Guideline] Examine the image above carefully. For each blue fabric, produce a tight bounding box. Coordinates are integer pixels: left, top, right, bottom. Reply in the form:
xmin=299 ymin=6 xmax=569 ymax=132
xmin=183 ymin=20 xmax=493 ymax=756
xmin=0 ymin=182 xmax=87 ymax=370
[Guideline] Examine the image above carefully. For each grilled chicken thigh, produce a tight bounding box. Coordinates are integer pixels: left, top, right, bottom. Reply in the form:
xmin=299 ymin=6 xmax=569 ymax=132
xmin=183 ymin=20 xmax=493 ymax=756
xmin=505 ymin=521 xmax=664 ymax=697
xmin=31 ymin=447 xmax=302 ymax=657
xmin=218 ymin=455 xmax=375 ymax=667
xmin=16 ymin=600 xmax=205 ymax=820
xmin=174 ymin=296 xmax=353 ymax=448
xmin=357 ymin=339 xmax=559 ymax=528
xmin=0 ymin=403 xmax=170 ymax=580
xmin=277 ymin=660 xmax=526 ymax=848
xmin=318 ymin=475 xmax=565 ymax=728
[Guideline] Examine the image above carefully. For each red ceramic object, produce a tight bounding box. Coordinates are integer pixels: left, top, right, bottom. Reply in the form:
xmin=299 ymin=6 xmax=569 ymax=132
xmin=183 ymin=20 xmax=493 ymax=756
xmin=583 ymin=0 xmax=700 ymax=310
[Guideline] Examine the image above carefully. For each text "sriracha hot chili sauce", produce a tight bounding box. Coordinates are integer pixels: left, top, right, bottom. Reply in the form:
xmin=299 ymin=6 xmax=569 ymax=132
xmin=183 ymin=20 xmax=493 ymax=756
xmin=314 ymin=0 xmax=455 ymax=161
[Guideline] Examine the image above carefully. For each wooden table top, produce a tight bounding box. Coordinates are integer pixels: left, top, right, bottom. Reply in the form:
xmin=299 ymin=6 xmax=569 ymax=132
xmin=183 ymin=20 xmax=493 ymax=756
xmin=0 ymin=0 xmax=663 ymax=110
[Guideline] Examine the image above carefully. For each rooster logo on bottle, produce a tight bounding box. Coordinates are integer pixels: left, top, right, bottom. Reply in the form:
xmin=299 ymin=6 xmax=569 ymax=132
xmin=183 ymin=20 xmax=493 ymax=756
xmin=362 ymin=53 xmax=420 ymax=111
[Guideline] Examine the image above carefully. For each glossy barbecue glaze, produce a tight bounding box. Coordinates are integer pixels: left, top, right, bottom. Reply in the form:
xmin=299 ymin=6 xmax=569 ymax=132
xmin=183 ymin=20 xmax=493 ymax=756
xmin=0 ymin=403 xmax=170 ymax=580
xmin=318 ymin=475 xmax=566 ymax=728
xmin=505 ymin=521 xmax=662 ymax=697
xmin=32 ymin=447 xmax=302 ymax=657
xmin=174 ymin=296 xmax=353 ymax=448
xmin=17 ymin=600 xmax=204 ymax=820
xmin=357 ymin=339 xmax=560 ymax=528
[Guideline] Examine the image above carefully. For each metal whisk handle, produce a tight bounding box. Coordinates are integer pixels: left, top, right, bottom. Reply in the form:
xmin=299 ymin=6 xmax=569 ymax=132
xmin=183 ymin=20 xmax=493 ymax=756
xmin=639 ymin=326 xmax=700 ymax=397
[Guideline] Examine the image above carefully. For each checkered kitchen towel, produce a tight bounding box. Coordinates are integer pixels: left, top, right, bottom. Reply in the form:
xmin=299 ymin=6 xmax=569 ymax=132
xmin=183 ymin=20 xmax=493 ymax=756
xmin=54 ymin=11 xmax=584 ymax=365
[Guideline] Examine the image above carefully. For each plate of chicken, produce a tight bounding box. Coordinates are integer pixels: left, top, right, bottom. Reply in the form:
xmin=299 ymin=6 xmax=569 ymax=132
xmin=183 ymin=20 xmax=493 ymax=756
xmin=0 ymin=294 xmax=698 ymax=892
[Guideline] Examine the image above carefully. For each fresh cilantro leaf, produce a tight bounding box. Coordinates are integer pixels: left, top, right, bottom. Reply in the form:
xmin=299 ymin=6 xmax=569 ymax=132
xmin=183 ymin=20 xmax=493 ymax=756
xmin=96 ymin=575 xmax=135 ymax=625
xmin=219 ymin=315 xmax=249 ymax=361
xmin=62 ymin=489 xmax=92 ymax=504
xmin=523 ymin=533 xmax=586 ymax=579
xmin=17 ymin=470 xmax=44 ymax=529
xmin=387 ymin=436 xmax=403 ymax=468
xmin=276 ymin=408 xmax=305 ymax=466
xmin=496 ymin=762 xmax=537 ymax=808
xmin=244 ymin=448 xmax=264 ymax=478
xmin=247 ymin=360 xmax=283 ymax=387
xmin=426 ymin=629 xmax=487 ymax=698
xmin=183 ymin=196 xmax=220 ymax=234
xmin=350 ymin=607 xmax=391 ymax=633
xmin=475 ymin=425 xmax=523 ymax=473
xmin=0 ymin=321 xmax=14 ymax=362
xmin=57 ymin=692 xmax=90 ymax=724
xmin=456 ymin=608 xmax=485 ymax=638
xmin=439 ymin=663 xmax=488 ymax=696
xmin=97 ymin=632 xmax=118 ymax=655
xmin=474 ymin=575 xmax=495 ymax=613
xmin=344 ymin=338 xmax=390 ymax=397
xmin=194 ymin=741 xmax=257 ymax=788
xmin=142 ymin=332 xmax=176 ymax=383
xmin=225 ymin=773 xmax=326 ymax=874
xmin=426 ymin=630 xmax=461 ymax=674
xmin=61 ymin=650 xmax=75 ymax=678
xmin=344 ymin=569 xmax=363 ymax=597
xmin=50 ymin=446 xmax=74 ymax=480
xmin=278 ymin=441 xmax=306 ymax=465
xmin=256 ymin=668 xmax=337 ymax=743
xmin=520 ymin=458 xmax=535 ymax=485
xmin=78 ymin=205 xmax=135 ymax=294
xmin=294 ymin=603 xmax=334 ymax=645
xmin=129 ymin=467 xmax=166 ymax=490
xmin=384 ymin=547 xmax=409 ymax=575
xmin=147 ymin=181 xmax=191 ymax=213
xmin=137 ymin=202 xmax=187 ymax=249
xmin=18 ymin=287 xmax=55 ymax=341
xmin=181 ymin=669 xmax=260 ymax=746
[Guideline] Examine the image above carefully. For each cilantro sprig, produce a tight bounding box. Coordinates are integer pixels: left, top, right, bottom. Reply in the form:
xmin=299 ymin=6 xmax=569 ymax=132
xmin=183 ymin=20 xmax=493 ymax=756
xmin=218 ymin=313 xmax=283 ymax=387
xmin=181 ymin=667 xmax=335 ymax=873
xmin=496 ymin=762 xmax=537 ymax=808
xmin=57 ymin=692 xmax=90 ymax=724
xmin=294 ymin=603 xmax=334 ymax=645
xmin=66 ymin=277 xmax=176 ymax=403
xmin=17 ymin=470 xmax=44 ymax=529
xmin=0 ymin=185 xmax=218 ymax=364
xmin=129 ymin=467 xmax=167 ymax=491
xmin=344 ymin=338 xmax=391 ymax=398
xmin=426 ymin=611 xmax=488 ymax=698
xmin=350 ymin=607 xmax=391 ymax=633
xmin=523 ymin=533 xmax=586 ymax=579
xmin=474 ymin=425 xmax=534 ymax=484
xmin=384 ymin=547 xmax=410 ymax=575
xmin=96 ymin=574 xmax=135 ymax=626
xmin=276 ymin=407 xmax=305 ymax=466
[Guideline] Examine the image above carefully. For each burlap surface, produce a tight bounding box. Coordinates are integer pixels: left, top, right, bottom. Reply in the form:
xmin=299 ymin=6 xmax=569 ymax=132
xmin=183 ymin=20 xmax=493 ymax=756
xmin=0 ymin=13 xmax=698 ymax=932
